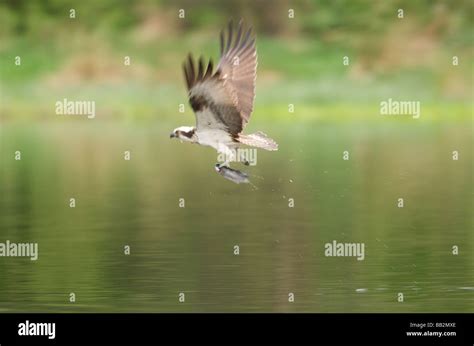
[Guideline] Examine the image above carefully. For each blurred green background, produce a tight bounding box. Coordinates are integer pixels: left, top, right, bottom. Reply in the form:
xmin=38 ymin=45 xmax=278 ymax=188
xmin=0 ymin=0 xmax=472 ymax=312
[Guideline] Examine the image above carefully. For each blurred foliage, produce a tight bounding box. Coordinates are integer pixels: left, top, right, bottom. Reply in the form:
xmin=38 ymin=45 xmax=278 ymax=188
xmin=0 ymin=0 xmax=472 ymax=119
xmin=1 ymin=0 xmax=472 ymax=40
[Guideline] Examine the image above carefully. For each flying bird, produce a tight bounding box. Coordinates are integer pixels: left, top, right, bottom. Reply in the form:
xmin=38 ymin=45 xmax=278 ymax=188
xmin=170 ymin=20 xmax=278 ymax=175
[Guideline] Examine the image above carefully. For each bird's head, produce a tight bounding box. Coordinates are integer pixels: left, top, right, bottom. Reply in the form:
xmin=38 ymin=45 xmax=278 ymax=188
xmin=170 ymin=126 xmax=196 ymax=142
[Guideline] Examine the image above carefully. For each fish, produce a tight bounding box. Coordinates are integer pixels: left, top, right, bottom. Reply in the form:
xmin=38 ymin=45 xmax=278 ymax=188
xmin=215 ymin=165 xmax=250 ymax=184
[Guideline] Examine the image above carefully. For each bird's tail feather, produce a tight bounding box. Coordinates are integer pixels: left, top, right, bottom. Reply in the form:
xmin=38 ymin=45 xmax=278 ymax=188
xmin=238 ymin=131 xmax=278 ymax=151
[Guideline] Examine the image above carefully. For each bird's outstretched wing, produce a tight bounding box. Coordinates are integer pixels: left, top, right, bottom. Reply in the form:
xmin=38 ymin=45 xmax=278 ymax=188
xmin=183 ymin=20 xmax=257 ymax=136
xmin=217 ymin=20 xmax=257 ymax=127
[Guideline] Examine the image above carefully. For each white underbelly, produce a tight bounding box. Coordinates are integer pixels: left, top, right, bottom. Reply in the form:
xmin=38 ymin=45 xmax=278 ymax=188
xmin=196 ymin=130 xmax=236 ymax=153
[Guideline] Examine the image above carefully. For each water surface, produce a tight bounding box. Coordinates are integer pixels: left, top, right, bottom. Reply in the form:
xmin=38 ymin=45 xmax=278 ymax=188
xmin=0 ymin=119 xmax=472 ymax=312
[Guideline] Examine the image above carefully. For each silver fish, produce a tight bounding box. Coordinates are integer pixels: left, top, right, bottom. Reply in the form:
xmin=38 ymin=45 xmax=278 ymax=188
xmin=215 ymin=165 xmax=250 ymax=184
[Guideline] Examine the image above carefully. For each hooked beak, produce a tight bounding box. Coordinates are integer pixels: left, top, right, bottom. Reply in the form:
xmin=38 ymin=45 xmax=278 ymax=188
xmin=170 ymin=132 xmax=176 ymax=139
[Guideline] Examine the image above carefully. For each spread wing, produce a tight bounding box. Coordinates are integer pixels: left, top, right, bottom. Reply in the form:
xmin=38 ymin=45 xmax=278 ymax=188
xmin=182 ymin=20 xmax=257 ymax=136
xmin=217 ymin=20 xmax=257 ymax=127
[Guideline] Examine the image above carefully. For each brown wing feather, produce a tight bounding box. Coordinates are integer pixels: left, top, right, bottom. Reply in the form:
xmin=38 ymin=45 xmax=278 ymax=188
xmin=184 ymin=53 xmax=216 ymax=91
xmin=182 ymin=21 xmax=257 ymax=136
xmin=217 ymin=20 xmax=257 ymax=127
xmin=183 ymin=54 xmax=239 ymax=133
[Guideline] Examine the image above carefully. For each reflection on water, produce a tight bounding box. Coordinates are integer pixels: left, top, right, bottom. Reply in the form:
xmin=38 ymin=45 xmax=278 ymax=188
xmin=0 ymin=120 xmax=472 ymax=312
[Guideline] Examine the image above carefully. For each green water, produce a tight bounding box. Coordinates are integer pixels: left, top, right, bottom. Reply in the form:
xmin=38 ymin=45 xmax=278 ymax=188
xmin=0 ymin=119 xmax=472 ymax=312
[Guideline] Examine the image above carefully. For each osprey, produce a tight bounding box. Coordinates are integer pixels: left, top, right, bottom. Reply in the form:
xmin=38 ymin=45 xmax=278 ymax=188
xmin=170 ymin=20 xmax=278 ymax=173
